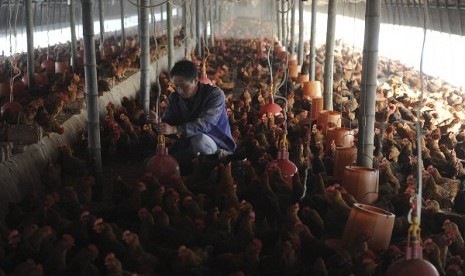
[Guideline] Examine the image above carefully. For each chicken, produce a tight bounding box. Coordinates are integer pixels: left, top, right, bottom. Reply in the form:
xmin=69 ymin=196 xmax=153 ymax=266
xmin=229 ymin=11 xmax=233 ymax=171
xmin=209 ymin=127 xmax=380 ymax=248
xmin=428 ymin=220 xmax=463 ymax=274
xmin=379 ymin=158 xmax=401 ymax=195
xmin=121 ymin=230 xmax=160 ymax=274
xmin=214 ymin=238 xmax=263 ymax=275
xmin=66 ymin=244 xmax=100 ymax=276
xmin=43 ymin=234 xmax=75 ymax=274
xmin=215 ymin=163 xmax=240 ymax=210
xmin=173 ymin=245 xmax=210 ymax=275
xmin=92 ymin=218 xmax=126 ymax=261
xmin=323 ymin=189 xmax=351 ymax=236
xmin=58 ymin=144 xmax=88 ymax=178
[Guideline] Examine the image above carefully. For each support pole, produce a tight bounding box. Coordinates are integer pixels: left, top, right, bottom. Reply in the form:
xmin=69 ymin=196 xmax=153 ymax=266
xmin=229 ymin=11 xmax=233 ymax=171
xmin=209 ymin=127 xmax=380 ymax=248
xmin=167 ymin=0 xmax=174 ymax=69
xmin=298 ymin=0 xmax=304 ymax=64
xmin=203 ymin=0 xmax=208 ymax=49
xmin=25 ymin=0 xmax=35 ymax=89
xmin=120 ymin=0 xmax=126 ymax=49
xmin=276 ymin=2 xmax=281 ymax=44
xmin=281 ymin=0 xmax=286 ymax=47
xmin=309 ymin=0 xmax=317 ymax=79
xmin=98 ymin=0 xmax=105 ymax=46
xmin=209 ymin=0 xmax=214 ymax=46
xmin=196 ymin=0 xmax=202 ymax=58
xmin=140 ymin=0 xmax=150 ymax=115
xmin=218 ymin=1 xmax=222 ymax=36
xmin=69 ymin=0 xmax=78 ymax=73
xmin=290 ymin=0 xmax=296 ymax=54
xmin=323 ymin=0 xmax=337 ymax=110
xmin=183 ymin=0 xmax=189 ymax=58
xmin=81 ymin=0 xmax=103 ymax=191
xmin=357 ymin=0 xmax=381 ymax=168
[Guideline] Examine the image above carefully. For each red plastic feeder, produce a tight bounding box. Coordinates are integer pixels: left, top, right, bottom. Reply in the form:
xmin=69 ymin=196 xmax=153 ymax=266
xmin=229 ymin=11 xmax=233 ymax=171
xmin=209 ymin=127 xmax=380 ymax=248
xmin=146 ymin=135 xmax=180 ymax=186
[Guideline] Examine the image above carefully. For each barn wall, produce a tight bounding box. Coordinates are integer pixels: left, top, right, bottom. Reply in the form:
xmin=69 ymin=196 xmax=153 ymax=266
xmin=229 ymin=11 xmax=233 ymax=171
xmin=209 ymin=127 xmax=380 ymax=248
xmin=0 ymin=45 xmax=186 ymax=220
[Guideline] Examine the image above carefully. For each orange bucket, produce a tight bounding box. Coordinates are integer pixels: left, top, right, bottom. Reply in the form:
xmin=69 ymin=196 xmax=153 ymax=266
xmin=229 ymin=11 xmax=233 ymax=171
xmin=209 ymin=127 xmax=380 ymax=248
xmin=317 ymin=110 xmax=341 ymax=134
xmin=311 ymin=97 xmax=323 ymax=120
xmin=326 ymin=127 xmax=354 ymax=149
xmin=297 ymin=73 xmax=309 ymax=84
xmin=303 ymin=81 xmax=322 ymax=100
xmin=342 ymin=166 xmax=379 ymax=204
xmin=288 ymin=65 xmax=300 ymax=79
xmin=333 ymin=146 xmax=357 ymax=179
xmin=342 ymin=203 xmax=395 ymax=250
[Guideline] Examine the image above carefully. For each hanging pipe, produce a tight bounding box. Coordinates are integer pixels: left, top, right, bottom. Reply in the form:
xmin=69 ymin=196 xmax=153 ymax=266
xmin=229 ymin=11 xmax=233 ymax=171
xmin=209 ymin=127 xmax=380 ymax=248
xmin=309 ymin=0 xmax=317 ymax=79
xmin=209 ymin=0 xmax=214 ymax=46
xmin=167 ymin=0 xmax=174 ymax=69
xmin=25 ymin=0 xmax=34 ymax=89
xmin=281 ymin=0 xmax=286 ymax=46
xmin=298 ymin=0 xmax=304 ymax=64
xmin=290 ymin=0 xmax=296 ymax=54
xmin=323 ymin=0 xmax=337 ymax=110
xmin=69 ymin=0 xmax=78 ymax=73
xmin=140 ymin=0 xmax=150 ymax=115
xmin=196 ymin=0 xmax=202 ymax=58
xmin=98 ymin=0 xmax=104 ymax=46
xmin=81 ymin=0 xmax=103 ymax=185
xmin=356 ymin=0 xmax=380 ymax=168
xmin=120 ymin=0 xmax=126 ymax=49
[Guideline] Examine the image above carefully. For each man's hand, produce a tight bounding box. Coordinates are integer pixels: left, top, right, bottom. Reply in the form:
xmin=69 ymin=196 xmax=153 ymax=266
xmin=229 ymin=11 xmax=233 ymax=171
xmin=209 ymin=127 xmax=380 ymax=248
xmin=157 ymin=122 xmax=178 ymax=135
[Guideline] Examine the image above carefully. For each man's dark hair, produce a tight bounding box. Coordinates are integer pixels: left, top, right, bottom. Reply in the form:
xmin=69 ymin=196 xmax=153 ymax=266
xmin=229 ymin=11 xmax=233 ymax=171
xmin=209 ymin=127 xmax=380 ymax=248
xmin=170 ymin=60 xmax=198 ymax=81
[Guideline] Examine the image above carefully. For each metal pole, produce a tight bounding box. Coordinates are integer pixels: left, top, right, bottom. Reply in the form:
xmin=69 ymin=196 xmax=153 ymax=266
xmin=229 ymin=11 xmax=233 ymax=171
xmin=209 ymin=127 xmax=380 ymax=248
xmin=98 ymin=0 xmax=105 ymax=46
xmin=309 ymin=0 xmax=317 ymax=79
xmin=69 ymin=0 xmax=78 ymax=74
xmin=81 ymin=0 xmax=103 ymax=189
xmin=183 ymin=0 xmax=189 ymax=58
xmin=218 ymin=1 xmax=222 ymax=36
xmin=323 ymin=0 xmax=337 ymax=110
xmin=203 ymin=0 xmax=208 ymax=49
xmin=167 ymin=1 xmax=174 ymax=69
xmin=209 ymin=0 xmax=214 ymax=46
xmin=196 ymin=0 xmax=202 ymax=58
xmin=25 ymin=0 xmax=34 ymax=89
xmin=357 ymin=0 xmax=381 ymax=168
xmin=276 ymin=2 xmax=281 ymax=43
xmin=281 ymin=0 xmax=286 ymax=46
xmin=140 ymin=0 xmax=150 ymax=115
xmin=290 ymin=0 xmax=296 ymax=54
xmin=298 ymin=0 xmax=304 ymax=64
xmin=120 ymin=0 xmax=126 ymax=49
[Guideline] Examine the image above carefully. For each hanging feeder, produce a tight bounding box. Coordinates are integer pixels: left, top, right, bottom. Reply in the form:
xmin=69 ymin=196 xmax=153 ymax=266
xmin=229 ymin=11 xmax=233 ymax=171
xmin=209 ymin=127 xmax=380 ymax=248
xmin=146 ymin=135 xmax=180 ymax=186
xmin=297 ymin=73 xmax=309 ymax=84
xmin=342 ymin=165 xmax=379 ymax=204
xmin=333 ymin=146 xmax=357 ymax=180
xmin=342 ymin=203 xmax=395 ymax=251
xmin=1 ymin=79 xmax=23 ymax=125
xmin=385 ymin=200 xmax=439 ymax=276
xmin=288 ymin=64 xmax=300 ymax=79
xmin=267 ymin=132 xmax=297 ymax=186
xmin=317 ymin=110 xmax=341 ymax=135
xmin=302 ymin=80 xmax=322 ymax=100
xmin=260 ymin=84 xmax=283 ymax=117
xmin=310 ymin=97 xmax=323 ymax=120
xmin=40 ymin=48 xmax=55 ymax=75
xmin=326 ymin=127 xmax=354 ymax=149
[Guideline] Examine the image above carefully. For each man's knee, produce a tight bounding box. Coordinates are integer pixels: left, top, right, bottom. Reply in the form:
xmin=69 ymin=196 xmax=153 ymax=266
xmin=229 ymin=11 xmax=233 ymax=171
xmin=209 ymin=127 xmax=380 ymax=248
xmin=191 ymin=134 xmax=218 ymax=154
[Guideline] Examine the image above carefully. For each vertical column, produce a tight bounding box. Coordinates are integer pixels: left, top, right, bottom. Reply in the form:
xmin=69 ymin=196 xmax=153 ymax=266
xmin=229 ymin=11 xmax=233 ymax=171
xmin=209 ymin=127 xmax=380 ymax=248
xmin=167 ymin=1 xmax=174 ymax=69
xmin=98 ymin=0 xmax=105 ymax=45
xmin=196 ymin=0 xmax=202 ymax=58
xmin=357 ymin=0 xmax=381 ymax=168
xmin=290 ymin=0 xmax=296 ymax=54
xmin=298 ymin=0 xmax=304 ymax=64
xmin=140 ymin=0 xmax=151 ymax=115
xmin=81 ymin=0 xmax=103 ymax=188
xmin=120 ymin=0 xmax=126 ymax=49
xmin=309 ymin=0 xmax=317 ymax=80
xmin=69 ymin=0 xmax=78 ymax=73
xmin=25 ymin=0 xmax=35 ymax=88
xmin=323 ymin=0 xmax=337 ymax=110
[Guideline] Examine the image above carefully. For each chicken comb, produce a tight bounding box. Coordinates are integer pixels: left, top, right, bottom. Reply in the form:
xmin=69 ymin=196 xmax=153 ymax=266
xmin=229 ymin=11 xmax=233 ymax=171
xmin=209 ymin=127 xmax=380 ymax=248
xmin=182 ymin=195 xmax=193 ymax=204
xmin=152 ymin=205 xmax=163 ymax=213
xmin=94 ymin=218 xmax=104 ymax=227
xmin=122 ymin=230 xmax=131 ymax=238
xmin=8 ymin=229 xmax=19 ymax=240
xmin=88 ymin=244 xmax=98 ymax=253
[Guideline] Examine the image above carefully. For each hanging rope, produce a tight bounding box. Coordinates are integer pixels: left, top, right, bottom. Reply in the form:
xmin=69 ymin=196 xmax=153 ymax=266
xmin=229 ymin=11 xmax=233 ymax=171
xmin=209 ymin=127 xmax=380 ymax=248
xmin=415 ymin=0 xmax=429 ymax=223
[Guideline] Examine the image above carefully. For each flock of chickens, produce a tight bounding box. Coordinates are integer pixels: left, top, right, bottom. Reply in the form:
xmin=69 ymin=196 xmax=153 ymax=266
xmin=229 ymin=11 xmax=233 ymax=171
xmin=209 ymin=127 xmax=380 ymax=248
xmin=2 ymin=20 xmax=465 ymax=275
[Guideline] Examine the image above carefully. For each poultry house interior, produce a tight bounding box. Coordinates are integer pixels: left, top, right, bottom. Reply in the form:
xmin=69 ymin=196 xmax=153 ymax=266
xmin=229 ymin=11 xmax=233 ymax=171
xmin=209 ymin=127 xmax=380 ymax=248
xmin=1 ymin=0 xmax=465 ymax=275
